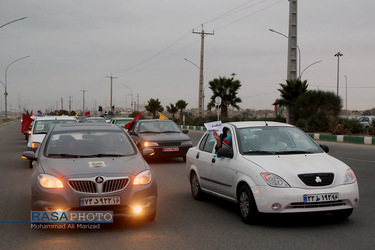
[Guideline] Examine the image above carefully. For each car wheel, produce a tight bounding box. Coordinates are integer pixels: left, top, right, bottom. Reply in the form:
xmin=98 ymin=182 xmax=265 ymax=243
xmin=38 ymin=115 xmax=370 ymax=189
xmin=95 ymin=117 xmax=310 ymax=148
xmin=190 ymin=171 xmax=204 ymax=200
xmin=331 ymin=208 xmax=353 ymax=220
xmin=238 ymin=185 xmax=260 ymax=224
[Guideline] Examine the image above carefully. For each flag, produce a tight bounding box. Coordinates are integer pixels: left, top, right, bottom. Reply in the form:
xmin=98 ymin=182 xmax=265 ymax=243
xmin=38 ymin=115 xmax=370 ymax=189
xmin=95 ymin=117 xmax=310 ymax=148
xmin=158 ymin=112 xmax=168 ymax=120
xmin=125 ymin=111 xmax=142 ymax=130
xmin=21 ymin=113 xmax=34 ymax=133
xmin=30 ymin=110 xmax=33 ymax=117
xmin=85 ymin=111 xmax=90 ymax=117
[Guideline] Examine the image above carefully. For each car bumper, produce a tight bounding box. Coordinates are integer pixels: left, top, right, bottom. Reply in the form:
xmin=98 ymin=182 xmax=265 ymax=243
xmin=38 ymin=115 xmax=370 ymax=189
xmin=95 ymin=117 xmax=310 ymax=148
xmin=31 ymin=181 xmax=157 ymax=218
xmin=251 ymin=182 xmax=359 ymax=213
xmin=143 ymin=145 xmax=192 ymax=159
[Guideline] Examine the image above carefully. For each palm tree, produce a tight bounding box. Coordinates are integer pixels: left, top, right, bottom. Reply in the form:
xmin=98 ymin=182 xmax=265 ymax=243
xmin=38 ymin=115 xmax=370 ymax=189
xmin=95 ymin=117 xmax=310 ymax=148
xmin=145 ymin=98 xmax=164 ymax=119
xmin=175 ymin=100 xmax=188 ymax=120
xmin=274 ymin=79 xmax=308 ymax=124
xmin=166 ymin=103 xmax=179 ymax=121
xmin=207 ymin=76 xmax=242 ymax=118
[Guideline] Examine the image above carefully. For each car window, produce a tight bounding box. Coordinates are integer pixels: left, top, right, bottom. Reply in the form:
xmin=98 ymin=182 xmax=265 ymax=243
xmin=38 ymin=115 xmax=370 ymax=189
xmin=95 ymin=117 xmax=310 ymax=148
xmin=45 ymin=131 xmax=137 ymax=157
xmin=199 ymin=133 xmax=216 ymax=153
xmin=238 ymin=126 xmax=322 ymax=155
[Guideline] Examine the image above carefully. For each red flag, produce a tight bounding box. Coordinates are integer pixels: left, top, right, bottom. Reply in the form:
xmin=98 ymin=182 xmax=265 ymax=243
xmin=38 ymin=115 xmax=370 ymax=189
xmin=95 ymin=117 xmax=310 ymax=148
xmin=125 ymin=111 xmax=142 ymax=130
xmin=30 ymin=110 xmax=33 ymax=116
xmin=85 ymin=111 xmax=90 ymax=117
xmin=21 ymin=113 xmax=34 ymax=133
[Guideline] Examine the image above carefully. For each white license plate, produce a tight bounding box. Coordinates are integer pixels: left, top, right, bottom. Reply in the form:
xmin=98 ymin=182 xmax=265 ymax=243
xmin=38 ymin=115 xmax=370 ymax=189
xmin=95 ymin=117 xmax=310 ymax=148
xmin=303 ymin=193 xmax=339 ymax=203
xmin=80 ymin=196 xmax=120 ymax=206
xmin=162 ymin=147 xmax=179 ymax=152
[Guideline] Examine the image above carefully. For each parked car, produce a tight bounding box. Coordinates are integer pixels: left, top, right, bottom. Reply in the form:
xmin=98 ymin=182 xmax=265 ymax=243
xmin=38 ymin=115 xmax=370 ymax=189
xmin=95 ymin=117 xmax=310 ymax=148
xmin=110 ymin=117 xmax=134 ymax=130
xmin=186 ymin=121 xmax=359 ymax=224
xmin=128 ymin=119 xmax=193 ymax=161
xmin=358 ymin=116 xmax=375 ymax=131
xmin=22 ymin=123 xmax=157 ymax=220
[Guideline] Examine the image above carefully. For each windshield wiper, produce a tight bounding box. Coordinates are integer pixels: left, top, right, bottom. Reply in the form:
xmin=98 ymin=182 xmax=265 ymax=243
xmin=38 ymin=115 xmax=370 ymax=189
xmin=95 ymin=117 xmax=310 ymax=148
xmin=243 ymin=150 xmax=275 ymax=155
xmin=160 ymin=131 xmax=180 ymax=133
xmin=276 ymin=150 xmax=311 ymax=155
xmin=47 ymin=153 xmax=81 ymax=158
xmin=140 ymin=131 xmax=160 ymax=134
xmin=80 ymin=153 xmax=124 ymax=158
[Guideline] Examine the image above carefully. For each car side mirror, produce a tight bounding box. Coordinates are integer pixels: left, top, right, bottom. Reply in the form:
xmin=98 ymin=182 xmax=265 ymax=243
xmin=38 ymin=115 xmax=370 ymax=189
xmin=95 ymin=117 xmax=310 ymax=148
xmin=182 ymin=129 xmax=189 ymax=134
xmin=217 ymin=147 xmax=233 ymax=158
xmin=22 ymin=151 xmax=37 ymax=161
xmin=142 ymin=148 xmax=154 ymax=156
xmin=319 ymin=144 xmax=329 ymax=153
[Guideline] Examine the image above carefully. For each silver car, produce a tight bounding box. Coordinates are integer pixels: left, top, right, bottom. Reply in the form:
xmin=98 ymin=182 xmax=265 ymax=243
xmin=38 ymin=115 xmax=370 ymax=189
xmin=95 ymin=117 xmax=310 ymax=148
xmin=23 ymin=123 xmax=157 ymax=221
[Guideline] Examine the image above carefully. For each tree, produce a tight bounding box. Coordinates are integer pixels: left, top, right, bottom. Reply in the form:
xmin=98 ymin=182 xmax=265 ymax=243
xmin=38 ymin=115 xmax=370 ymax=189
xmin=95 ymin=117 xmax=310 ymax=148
xmin=175 ymin=99 xmax=188 ymax=121
xmin=145 ymin=98 xmax=164 ymax=119
xmin=166 ymin=103 xmax=179 ymax=121
xmin=274 ymin=79 xmax=308 ymax=124
xmin=207 ymin=76 xmax=242 ymax=117
xmin=293 ymin=90 xmax=342 ymax=132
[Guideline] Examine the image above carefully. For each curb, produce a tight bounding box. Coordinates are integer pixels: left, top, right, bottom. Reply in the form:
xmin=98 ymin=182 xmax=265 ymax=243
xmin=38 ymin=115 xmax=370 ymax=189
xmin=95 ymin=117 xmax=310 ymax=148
xmin=179 ymin=125 xmax=375 ymax=146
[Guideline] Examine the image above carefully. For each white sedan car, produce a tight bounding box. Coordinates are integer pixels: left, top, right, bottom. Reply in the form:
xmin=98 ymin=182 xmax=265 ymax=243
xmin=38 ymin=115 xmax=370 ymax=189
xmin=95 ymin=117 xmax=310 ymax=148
xmin=186 ymin=121 xmax=359 ymax=224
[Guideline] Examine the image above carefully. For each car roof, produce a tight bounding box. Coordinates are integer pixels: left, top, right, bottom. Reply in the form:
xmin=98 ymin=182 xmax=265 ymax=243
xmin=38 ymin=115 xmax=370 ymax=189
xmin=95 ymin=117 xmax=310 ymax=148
xmin=137 ymin=119 xmax=175 ymax=123
xmin=225 ymin=121 xmax=294 ymax=129
xmin=33 ymin=116 xmax=77 ymax=121
xmin=112 ymin=117 xmax=133 ymax=120
xmin=51 ymin=123 xmax=123 ymax=132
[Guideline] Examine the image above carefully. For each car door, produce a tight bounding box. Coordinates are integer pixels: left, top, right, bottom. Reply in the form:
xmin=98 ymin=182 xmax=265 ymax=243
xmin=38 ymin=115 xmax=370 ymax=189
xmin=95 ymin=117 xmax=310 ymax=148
xmin=210 ymin=126 xmax=236 ymax=198
xmin=194 ymin=132 xmax=217 ymax=190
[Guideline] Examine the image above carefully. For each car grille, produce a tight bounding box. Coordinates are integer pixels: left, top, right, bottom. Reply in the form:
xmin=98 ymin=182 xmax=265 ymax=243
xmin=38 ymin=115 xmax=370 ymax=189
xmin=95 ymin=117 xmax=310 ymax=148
xmin=286 ymin=200 xmax=346 ymax=209
xmin=157 ymin=141 xmax=182 ymax=146
xmin=68 ymin=177 xmax=129 ymax=194
xmin=298 ymin=173 xmax=334 ymax=186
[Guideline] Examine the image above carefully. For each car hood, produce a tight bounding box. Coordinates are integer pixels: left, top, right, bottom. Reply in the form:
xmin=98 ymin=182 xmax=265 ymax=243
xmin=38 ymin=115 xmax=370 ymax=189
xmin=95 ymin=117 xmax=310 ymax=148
xmin=242 ymin=153 xmax=349 ymax=185
xmin=138 ymin=132 xmax=190 ymax=142
xmin=39 ymin=154 xmax=149 ymax=179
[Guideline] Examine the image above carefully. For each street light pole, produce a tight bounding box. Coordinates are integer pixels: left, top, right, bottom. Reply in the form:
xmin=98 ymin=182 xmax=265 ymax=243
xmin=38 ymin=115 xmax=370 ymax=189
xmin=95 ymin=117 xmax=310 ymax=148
xmin=269 ymin=29 xmax=301 ymax=78
xmin=121 ymin=84 xmax=133 ymax=112
xmin=334 ymin=52 xmax=343 ymax=96
xmin=299 ymin=60 xmax=322 ymax=79
xmin=5 ymin=55 xmax=30 ymax=119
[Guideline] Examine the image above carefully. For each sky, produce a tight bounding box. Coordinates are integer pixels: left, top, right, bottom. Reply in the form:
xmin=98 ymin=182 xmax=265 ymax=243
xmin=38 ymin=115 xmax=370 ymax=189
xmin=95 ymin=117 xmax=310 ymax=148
xmin=1 ymin=0 xmax=374 ymax=114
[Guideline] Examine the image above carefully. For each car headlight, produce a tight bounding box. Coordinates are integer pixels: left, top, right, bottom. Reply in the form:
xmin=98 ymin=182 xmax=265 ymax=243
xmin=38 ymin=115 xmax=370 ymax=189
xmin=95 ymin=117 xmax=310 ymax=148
xmin=181 ymin=140 xmax=192 ymax=146
xmin=38 ymin=174 xmax=64 ymax=189
xmin=144 ymin=141 xmax=159 ymax=147
xmin=261 ymin=173 xmax=290 ymax=188
xmin=133 ymin=170 xmax=152 ymax=185
xmin=31 ymin=142 xmax=41 ymax=149
xmin=344 ymin=168 xmax=356 ymax=184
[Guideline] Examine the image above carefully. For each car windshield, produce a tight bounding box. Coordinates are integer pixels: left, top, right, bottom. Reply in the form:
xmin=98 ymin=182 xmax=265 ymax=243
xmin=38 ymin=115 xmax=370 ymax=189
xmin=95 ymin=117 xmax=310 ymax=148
xmin=139 ymin=120 xmax=181 ymax=133
xmin=45 ymin=130 xmax=137 ymax=158
xmin=238 ymin=126 xmax=323 ymax=155
xmin=33 ymin=119 xmax=77 ymax=134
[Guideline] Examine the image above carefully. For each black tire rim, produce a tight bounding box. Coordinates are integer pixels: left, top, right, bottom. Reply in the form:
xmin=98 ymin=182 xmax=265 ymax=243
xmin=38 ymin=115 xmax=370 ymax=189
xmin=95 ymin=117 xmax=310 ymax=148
xmin=239 ymin=191 xmax=250 ymax=217
xmin=191 ymin=174 xmax=199 ymax=196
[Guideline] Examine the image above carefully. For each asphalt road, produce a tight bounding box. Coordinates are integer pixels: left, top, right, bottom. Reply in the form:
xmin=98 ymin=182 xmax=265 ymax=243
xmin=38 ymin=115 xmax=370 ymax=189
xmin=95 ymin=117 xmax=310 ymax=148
xmin=0 ymin=123 xmax=374 ymax=250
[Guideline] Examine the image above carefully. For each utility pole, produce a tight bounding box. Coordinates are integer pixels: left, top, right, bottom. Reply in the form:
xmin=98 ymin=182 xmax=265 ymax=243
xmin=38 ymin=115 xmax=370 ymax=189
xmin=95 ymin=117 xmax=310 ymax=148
xmin=67 ymin=96 xmax=73 ymax=113
xmin=106 ymin=74 xmax=117 ymax=108
xmin=287 ymin=0 xmax=298 ymax=81
xmin=193 ymin=25 xmax=214 ymax=117
xmin=60 ymin=97 xmax=63 ymax=110
xmin=80 ymin=89 xmax=87 ymax=113
xmin=285 ymin=0 xmax=298 ymax=124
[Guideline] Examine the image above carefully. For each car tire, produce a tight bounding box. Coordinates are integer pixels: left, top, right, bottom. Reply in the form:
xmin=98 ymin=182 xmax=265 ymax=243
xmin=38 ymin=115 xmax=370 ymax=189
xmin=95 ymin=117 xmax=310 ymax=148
xmin=238 ymin=185 xmax=260 ymax=224
xmin=331 ymin=208 xmax=353 ymax=220
xmin=29 ymin=160 xmax=33 ymax=169
xmin=190 ymin=171 xmax=204 ymax=200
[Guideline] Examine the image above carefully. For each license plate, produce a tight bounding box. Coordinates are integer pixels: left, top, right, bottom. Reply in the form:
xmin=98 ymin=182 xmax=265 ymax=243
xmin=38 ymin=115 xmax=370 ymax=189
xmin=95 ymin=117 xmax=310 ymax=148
xmin=162 ymin=147 xmax=179 ymax=152
xmin=80 ymin=196 xmax=120 ymax=206
xmin=303 ymin=193 xmax=339 ymax=203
